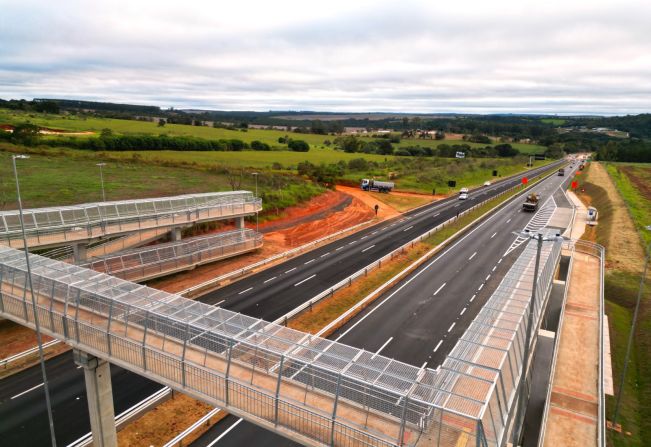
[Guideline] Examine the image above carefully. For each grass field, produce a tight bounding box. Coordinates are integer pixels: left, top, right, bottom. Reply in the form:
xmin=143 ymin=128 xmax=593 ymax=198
xmin=540 ymin=118 xmax=566 ymax=125
xmin=0 ymin=147 xmax=324 ymax=217
xmin=0 ymin=108 xmax=548 ymax=155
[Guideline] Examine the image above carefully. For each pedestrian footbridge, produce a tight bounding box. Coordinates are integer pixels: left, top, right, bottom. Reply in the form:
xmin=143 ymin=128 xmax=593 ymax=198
xmin=0 ymin=191 xmax=261 ymax=250
xmin=0 ymin=234 xmax=568 ymax=447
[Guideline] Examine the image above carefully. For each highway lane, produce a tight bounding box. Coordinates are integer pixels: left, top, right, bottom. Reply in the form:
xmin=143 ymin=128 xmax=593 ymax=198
xmin=0 ymin=161 xmax=563 ymax=446
xmin=190 ymin=163 xmax=577 ymax=447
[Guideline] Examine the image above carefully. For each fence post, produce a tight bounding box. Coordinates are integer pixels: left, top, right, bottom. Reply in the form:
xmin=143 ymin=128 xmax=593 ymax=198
xmin=142 ymin=310 xmax=149 ymax=371
xmin=106 ymin=300 xmax=114 ymax=356
xmin=225 ymin=340 xmax=233 ymax=406
xmin=330 ymin=373 xmax=343 ymax=446
xmin=274 ymin=355 xmax=285 ymax=426
xmin=181 ymin=322 xmax=189 ymax=387
xmin=398 ymin=395 xmax=409 ymax=446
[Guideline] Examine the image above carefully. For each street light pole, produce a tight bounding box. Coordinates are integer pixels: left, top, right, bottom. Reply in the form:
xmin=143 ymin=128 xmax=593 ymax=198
xmin=612 ymin=225 xmax=651 ymax=429
xmin=511 ymin=230 xmax=561 ymax=444
xmin=12 ymin=155 xmax=58 ymax=447
xmin=252 ymin=172 xmax=259 ymax=233
xmin=96 ymin=163 xmax=106 ymax=202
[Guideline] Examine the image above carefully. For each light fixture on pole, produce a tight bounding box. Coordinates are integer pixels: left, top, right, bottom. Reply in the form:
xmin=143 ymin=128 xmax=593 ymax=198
xmin=612 ymin=225 xmax=651 ymax=430
xmin=252 ymin=172 xmax=259 ymax=233
xmin=12 ymin=154 xmax=58 ymax=447
xmin=96 ymin=163 xmax=107 ymax=202
xmin=511 ymin=229 xmax=562 ymax=444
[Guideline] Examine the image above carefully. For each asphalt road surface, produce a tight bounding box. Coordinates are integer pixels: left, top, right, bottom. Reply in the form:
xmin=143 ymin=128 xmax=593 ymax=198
xmin=188 ymin=163 xmax=578 ymax=447
xmin=0 ymin=161 xmax=564 ymax=446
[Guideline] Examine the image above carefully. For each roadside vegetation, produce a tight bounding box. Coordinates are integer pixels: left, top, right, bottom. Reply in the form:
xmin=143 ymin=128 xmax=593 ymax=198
xmin=0 ymin=146 xmax=324 ymax=221
xmin=575 ymin=162 xmax=651 ymax=447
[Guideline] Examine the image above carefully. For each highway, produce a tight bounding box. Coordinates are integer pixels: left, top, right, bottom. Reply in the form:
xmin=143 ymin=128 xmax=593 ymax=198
xmin=0 ymin=161 xmax=563 ymax=446
xmin=188 ymin=163 xmax=578 ymax=447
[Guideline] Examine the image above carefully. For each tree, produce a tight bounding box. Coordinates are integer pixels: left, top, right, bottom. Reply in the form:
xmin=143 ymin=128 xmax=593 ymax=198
xmin=12 ymin=123 xmax=40 ymax=145
xmin=288 ymin=139 xmax=310 ymax=152
xmin=227 ymin=169 xmax=243 ymax=190
xmin=158 ymin=118 xmax=166 ymax=127
xmin=100 ymin=128 xmax=113 ymax=138
xmin=336 ymin=135 xmax=361 ymax=153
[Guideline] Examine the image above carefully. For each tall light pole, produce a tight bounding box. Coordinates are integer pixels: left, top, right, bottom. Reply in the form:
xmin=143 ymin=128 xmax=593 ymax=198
xmin=96 ymin=163 xmax=106 ymax=202
xmin=252 ymin=172 xmax=259 ymax=233
xmin=12 ymin=155 xmax=58 ymax=447
xmin=512 ymin=230 xmax=561 ymax=444
xmin=612 ymin=225 xmax=651 ymax=429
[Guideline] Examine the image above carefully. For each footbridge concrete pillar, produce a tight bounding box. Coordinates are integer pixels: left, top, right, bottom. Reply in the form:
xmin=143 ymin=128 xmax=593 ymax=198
xmin=72 ymin=243 xmax=88 ymax=263
xmin=170 ymin=227 xmax=183 ymax=242
xmin=73 ymin=350 xmax=118 ymax=447
xmin=235 ymin=216 xmax=245 ymax=229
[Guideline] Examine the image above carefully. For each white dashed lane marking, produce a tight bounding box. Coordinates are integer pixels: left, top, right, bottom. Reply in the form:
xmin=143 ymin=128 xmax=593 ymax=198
xmin=361 ymin=245 xmax=375 ymax=253
xmin=238 ymin=287 xmax=253 ymax=295
xmin=294 ymin=274 xmax=316 ymax=287
xmin=433 ymin=283 xmax=447 ymax=296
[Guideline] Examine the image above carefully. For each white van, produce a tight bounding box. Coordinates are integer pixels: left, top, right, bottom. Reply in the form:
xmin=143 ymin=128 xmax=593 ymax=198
xmin=459 ymin=187 xmax=469 ymax=200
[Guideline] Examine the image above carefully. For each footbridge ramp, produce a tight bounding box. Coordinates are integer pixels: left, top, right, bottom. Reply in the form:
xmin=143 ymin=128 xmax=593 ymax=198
xmin=0 ymin=191 xmax=261 ymax=250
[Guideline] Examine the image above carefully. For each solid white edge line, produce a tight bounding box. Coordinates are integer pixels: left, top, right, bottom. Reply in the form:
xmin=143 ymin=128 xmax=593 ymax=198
xmin=206 ymin=418 xmax=244 ymax=447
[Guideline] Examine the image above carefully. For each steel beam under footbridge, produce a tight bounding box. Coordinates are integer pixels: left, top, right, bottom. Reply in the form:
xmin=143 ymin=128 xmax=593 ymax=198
xmin=0 ymin=191 xmax=261 ymax=251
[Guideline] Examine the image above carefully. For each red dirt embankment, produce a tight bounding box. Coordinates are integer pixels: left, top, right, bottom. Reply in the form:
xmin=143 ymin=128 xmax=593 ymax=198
xmin=151 ymin=190 xmax=378 ymax=293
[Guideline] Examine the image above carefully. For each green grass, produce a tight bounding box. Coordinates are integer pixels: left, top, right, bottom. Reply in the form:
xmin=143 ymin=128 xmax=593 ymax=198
xmin=540 ymin=118 xmax=567 ymax=126
xmin=606 ymin=163 xmax=651 ymax=247
xmin=0 ymin=146 xmax=324 ymax=219
xmin=341 ymin=157 xmax=554 ymax=194
xmin=0 ymin=108 xmax=548 ymax=155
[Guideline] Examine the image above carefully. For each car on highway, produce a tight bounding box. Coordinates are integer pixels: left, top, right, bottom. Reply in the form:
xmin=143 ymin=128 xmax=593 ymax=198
xmin=459 ymin=192 xmax=468 ymax=200
xmin=483 ymin=181 xmax=491 ymax=186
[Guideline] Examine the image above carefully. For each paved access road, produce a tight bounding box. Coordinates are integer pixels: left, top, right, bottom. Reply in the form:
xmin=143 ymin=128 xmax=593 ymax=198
xmin=189 ymin=163 xmax=578 ymax=447
xmin=0 ymin=161 xmax=563 ymax=446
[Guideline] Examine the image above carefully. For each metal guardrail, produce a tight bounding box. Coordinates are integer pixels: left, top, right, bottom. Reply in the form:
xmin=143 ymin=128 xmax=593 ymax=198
xmin=0 ymin=191 xmax=261 ymax=249
xmin=0 ymin=339 xmax=61 ymax=368
xmin=81 ymin=229 xmax=263 ymax=283
xmin=278 ymin=167 xmax=561 ymax=326
xmin=180 ymin=219 xmax=375 ymax=297
xmin=66 ymin=386 xmax=174 ymax=447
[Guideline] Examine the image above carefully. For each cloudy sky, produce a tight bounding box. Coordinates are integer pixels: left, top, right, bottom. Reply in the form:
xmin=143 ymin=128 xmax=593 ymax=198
xmin=1 ymin=0 xmax=650 ymax=114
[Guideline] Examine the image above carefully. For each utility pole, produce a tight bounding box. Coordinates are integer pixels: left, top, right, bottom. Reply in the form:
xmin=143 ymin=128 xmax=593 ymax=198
xmin=13 ymin=154 xmax=57 ymax=447
xmin=96 ymin=163 xmax=107 ymax=202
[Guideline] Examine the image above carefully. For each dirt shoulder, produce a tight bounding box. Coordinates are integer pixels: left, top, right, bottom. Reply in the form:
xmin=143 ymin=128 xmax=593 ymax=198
xmin=580 ymin=162 xmax=644 ymax=273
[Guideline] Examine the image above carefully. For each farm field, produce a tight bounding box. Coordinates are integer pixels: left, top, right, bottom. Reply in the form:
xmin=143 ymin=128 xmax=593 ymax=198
xmin=0 ymin=147 xmax=324 ymax=215
xmin=0 ymin=109 xmax=548 ymax=154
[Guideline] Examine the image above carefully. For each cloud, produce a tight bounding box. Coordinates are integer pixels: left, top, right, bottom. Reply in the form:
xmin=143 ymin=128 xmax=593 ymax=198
xmin=0 ymin=0 xmax=650 ymax=114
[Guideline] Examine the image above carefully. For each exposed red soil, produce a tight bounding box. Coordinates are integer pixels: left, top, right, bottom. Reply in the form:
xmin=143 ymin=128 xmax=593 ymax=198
xmin=150 ymin=190 xmax=378 ymax=293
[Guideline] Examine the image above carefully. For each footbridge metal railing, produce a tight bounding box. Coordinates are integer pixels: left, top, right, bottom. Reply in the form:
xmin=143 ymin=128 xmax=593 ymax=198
xmin=81 ymin=229 xmax=263 ymax=282
xmin=0 ymin=234 xmax=563 ymax=447
xmin=0 ymin=191 xmax=261 ymax=249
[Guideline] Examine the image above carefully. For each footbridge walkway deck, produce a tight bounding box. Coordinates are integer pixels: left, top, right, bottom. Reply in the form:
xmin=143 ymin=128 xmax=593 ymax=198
xmin=0 ymin=235 xmax=564 ymax=447
xmin=81 ymin=229 xmax=263 ymax=283
xmin=0 ymin=191 xmax=261 ymax=250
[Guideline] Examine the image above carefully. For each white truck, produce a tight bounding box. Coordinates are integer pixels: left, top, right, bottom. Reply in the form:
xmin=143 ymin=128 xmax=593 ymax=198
xmin=361 ymin=179 xmax=395 ymax=193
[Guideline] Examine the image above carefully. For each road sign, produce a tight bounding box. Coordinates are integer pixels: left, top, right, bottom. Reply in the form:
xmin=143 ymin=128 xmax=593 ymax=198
xmin=571 ymin=181 xmax=578 ymax=189
xmin=522 ymin=177 xmax=528 ymax=185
